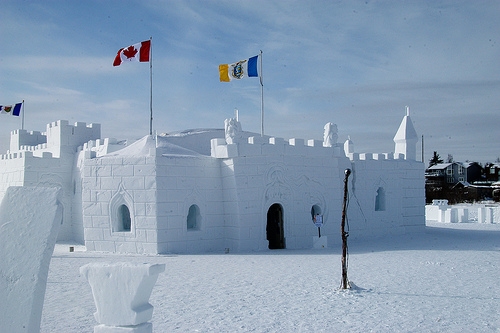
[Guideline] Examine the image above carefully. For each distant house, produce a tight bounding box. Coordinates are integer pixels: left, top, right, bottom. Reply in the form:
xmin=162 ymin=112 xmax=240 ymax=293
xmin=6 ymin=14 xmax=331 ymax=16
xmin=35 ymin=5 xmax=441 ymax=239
xmin=492 ymin=181 xmax=500 ymax=201
xmin=425 ymin=162 xmax=500 ymax=203
xmin=450 ymin=181 xmax=492 ymax=203
xmin=425 ymin=162 xmax=481 ymax=186
xmin=462 ymin=162 xmax=482 ymax=184
xmin=484 ymin=163 xmax=500 ymax=182
xmin=425 ymin=161 xmax=485 ymax=203
xmin=426 ymin=162 xmax=460 ymax=185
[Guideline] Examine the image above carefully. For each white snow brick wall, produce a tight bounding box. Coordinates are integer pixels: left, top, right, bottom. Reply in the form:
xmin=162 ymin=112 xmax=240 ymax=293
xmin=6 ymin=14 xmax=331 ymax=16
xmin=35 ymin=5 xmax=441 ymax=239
xmin=156 ymin=154 xmax=224 ymax=254
xmin=82 ymin=151 xmax=159 ymax=254
xmin=212 ymin=135 xmax=425 ymax=252
xmin=346 ymin=154 xmax=425 ymax=239
xmin=0 ymin=186 xmax=63 ymax=333
xmin=82 ymin=145 xmax=225 ymax=255
xmin=214 ymin=136 xmax=345 ymax=252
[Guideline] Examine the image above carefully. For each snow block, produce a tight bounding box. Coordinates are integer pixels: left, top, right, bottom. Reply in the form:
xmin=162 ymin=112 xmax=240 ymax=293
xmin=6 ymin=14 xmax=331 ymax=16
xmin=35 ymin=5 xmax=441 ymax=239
xmin=0 ymin=186 xmax=63 ymax=333
xmin=444 ymin=208 xmax=458 ymax=223
xmin=478 ymin=207 xmax=493 ymax=224
xmin=80 ymin=262 xmax=165 ymax=327
xmin=313 ymin=236 xmax=327 ymax=249
xmin=457 ymin=208 xmax=469 ymax=223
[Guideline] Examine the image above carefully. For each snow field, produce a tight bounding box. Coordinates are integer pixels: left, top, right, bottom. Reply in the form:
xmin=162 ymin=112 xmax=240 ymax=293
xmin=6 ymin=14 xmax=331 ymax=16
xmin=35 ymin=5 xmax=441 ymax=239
xmin=41 ymin=222 xmax=499 ymax=332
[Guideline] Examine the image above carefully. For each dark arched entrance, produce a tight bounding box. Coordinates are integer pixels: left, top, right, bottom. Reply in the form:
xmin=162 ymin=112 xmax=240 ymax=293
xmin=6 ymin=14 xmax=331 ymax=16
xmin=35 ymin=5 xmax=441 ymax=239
xmin=267 ymin=203 xmax=285 ymax=249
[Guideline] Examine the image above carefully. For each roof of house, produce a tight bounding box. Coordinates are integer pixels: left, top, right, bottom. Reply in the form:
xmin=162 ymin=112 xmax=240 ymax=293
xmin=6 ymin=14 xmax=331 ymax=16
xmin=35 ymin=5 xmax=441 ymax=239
xmin=427 ymin=163 xmax=453 ymax=170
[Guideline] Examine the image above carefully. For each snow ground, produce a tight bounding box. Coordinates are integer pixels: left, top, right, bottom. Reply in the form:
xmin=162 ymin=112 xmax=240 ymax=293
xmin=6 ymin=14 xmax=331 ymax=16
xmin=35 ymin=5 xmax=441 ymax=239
xmin=41 ymin=222 xmax=500 ymax=332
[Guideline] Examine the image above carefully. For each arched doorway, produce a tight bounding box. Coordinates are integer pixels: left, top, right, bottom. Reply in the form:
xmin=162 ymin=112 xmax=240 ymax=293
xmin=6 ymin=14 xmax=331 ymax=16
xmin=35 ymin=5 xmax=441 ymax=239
xmin=267 ymin=203 xmax=285 ymax=249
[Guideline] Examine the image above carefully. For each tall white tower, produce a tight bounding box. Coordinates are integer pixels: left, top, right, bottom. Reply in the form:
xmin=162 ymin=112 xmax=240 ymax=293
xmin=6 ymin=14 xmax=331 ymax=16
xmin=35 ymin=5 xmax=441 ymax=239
xmin=393 ymin=106 xmax=418 ymax=160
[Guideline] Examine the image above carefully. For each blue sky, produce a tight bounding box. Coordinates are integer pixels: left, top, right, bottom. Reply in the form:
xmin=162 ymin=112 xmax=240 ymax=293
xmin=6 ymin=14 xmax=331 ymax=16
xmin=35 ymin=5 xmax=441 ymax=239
xmin=1 ymin=0 xmax=499 ymax=164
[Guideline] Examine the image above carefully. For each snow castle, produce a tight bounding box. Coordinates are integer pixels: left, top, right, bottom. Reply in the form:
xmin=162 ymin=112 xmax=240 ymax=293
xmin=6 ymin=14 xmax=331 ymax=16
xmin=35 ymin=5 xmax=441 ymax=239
xmin=0 ymin=113 xmax=424 ymax=254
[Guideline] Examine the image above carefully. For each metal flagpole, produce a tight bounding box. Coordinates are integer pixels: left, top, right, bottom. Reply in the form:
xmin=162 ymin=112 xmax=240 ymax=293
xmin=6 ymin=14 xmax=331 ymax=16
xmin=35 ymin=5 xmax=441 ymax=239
xmin=260 ymin=50 xmax=264 ymax=136
xmin=149 ymin=37 xmax=153 ymax=136
xmin=22 ymin=100 xmax=25 ymax=130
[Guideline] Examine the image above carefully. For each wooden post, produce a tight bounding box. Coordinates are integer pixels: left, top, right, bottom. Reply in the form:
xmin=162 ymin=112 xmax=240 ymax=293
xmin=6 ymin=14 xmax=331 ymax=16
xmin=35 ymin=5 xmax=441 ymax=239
xmin=341 ymin=168 xmax=351 ymax=289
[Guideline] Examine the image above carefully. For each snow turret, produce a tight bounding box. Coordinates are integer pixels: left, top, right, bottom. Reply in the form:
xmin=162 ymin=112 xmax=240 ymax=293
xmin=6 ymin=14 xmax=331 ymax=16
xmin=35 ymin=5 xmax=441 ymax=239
xmin=344 ymin=136 xmax=354 ymax=155
xmin=393 ymin=106 xmax=418 ymax=160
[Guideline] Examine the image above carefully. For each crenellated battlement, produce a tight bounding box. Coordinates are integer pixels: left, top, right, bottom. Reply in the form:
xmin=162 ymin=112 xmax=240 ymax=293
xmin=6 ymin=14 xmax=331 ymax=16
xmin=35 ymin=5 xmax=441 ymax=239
xmin=211 ymin=135 xmax=344 ymax=159
xmin=9 ymin=120 xmax=101 ymax=156
xmin=211 ymin=118 xmax=417 ymax=164
xmin=346 ymin=152 xmax=406 ymax=161
xmin=45 ymin=120 xmax=101 ymax=149
xmin=81 ymin=137 xmax=123 ymax=158
xmin=9 ymin=129 xmax=47 ymax=152
xmin=0 ymin=150 xmax=55 ymax=161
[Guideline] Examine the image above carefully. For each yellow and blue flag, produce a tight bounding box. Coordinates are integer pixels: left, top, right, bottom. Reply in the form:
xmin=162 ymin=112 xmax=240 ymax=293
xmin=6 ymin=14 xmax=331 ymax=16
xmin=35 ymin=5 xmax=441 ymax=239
xmin=219 ymin=55 xmax=259 ymax=82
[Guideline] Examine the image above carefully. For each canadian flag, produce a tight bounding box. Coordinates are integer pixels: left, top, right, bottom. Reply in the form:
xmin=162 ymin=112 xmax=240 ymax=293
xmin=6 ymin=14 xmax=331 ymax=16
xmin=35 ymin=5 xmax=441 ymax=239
xmin=113 ymin=40 xmax=151 ymax=66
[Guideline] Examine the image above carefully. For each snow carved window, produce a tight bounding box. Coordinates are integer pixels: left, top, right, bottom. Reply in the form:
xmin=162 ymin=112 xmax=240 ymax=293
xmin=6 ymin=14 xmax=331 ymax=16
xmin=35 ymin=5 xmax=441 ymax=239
xmin=311 ymin=204 xmax=322 ymax=220
xmin=118 ymin=204 xmax=131 ymax=231
xmin=110 ymin=183 xmax=135 ymax=233
xmin=375 ymin=187 xmax=386 ymax=211
xmin=187 ymin=204 xmax=201 ymax=230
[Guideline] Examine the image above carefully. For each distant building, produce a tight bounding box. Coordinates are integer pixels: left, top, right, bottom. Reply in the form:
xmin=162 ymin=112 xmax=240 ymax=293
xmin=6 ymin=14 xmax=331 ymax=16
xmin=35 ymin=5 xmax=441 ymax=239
xmin=425 ymin=161 xmax=496 ymax=203
xmin=426 ymin=161 xmax=481 ymax=186
xmin=484 ymin=163 xmax=500 ymax=182
xmin=426 ymin=163 xmax=459 ymax=186
xmin=462 ymin=162 xmax=483 ymax=184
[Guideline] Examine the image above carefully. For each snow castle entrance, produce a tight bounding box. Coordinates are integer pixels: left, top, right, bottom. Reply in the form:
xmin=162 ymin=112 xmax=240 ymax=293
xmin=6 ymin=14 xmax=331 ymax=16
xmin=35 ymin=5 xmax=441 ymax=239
xmin=267 ymin=203 xmax=285 ymax=249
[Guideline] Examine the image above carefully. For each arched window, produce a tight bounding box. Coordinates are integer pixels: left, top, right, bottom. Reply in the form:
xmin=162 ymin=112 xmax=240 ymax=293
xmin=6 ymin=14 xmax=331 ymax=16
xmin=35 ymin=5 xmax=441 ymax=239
xmin=109 ymin=183 xmax=135 ymax=234
xmin=311 ymin=205 xmax=322 ymax=220
xmin=187 ymin=204 xmax=201 ymax=230
xmin=375 ymin=187 xmax=386 ymax=211
xmin=118 ymin=204 xmax=131 ymax=231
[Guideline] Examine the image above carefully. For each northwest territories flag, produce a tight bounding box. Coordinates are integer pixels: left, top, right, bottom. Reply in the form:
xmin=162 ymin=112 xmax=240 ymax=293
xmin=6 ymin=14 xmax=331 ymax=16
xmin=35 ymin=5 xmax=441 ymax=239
xmin=219 ymin=55 xmax=259 ymax=82
xmin=0 ymin=102 xmax=22 ymax=116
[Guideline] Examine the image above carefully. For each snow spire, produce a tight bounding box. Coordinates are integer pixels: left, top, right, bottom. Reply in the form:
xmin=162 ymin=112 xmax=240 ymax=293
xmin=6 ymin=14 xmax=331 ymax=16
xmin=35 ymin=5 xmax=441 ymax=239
xmin=394 ymin=106 xmax=418 ymax=160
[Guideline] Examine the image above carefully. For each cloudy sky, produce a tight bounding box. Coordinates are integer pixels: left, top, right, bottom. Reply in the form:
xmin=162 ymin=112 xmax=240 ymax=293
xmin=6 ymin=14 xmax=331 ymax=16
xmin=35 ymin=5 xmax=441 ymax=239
xmin=1 ymin=0 xmax=499 ymax=164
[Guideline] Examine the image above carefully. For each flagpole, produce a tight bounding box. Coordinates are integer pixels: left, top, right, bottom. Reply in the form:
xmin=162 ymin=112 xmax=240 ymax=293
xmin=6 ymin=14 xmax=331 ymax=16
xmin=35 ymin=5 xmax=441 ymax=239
xmin=22 ymin=100 xmax=25 ymax=130
xmin=149 ymin=37 xmax=153 ymax=136
xmin=260 ymin=50 xmax=264 ymax=136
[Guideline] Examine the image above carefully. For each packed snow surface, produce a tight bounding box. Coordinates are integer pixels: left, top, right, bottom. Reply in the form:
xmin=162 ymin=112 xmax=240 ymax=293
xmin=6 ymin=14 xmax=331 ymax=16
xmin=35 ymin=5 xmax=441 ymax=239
xmin=42 ymin=222 xmax=499 ymax=332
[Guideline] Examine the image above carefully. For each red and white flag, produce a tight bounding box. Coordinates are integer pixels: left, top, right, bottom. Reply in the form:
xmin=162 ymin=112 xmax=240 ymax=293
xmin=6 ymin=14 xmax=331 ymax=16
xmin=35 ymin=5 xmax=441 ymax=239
xmin=113 ymin=40 xmax=151 ymax=66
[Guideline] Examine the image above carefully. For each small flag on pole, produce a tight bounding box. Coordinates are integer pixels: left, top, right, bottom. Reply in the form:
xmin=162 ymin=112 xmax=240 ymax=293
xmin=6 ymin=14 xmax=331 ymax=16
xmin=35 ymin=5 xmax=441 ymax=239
xmin=113 ymin=40 xmax=151 ymax=66
xmin=219 ymin=55 xmax=259 ymax=82
xmin=0 ymin=102 xmax=22 ymax=116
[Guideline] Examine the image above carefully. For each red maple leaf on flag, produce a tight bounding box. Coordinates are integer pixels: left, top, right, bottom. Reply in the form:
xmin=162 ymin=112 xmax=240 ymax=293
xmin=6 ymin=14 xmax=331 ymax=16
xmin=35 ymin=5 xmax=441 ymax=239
xmin=123 ymin=46 xmax=138 ymax=59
